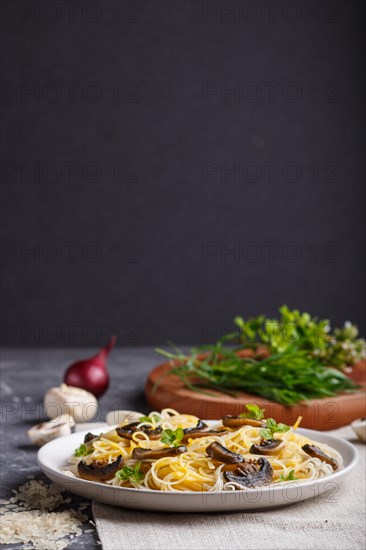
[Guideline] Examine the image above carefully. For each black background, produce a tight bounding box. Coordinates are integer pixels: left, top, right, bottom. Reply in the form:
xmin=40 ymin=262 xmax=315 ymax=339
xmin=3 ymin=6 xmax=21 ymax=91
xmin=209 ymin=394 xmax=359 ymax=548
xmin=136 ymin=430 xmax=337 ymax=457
xmin=1 ymin=0 xmax=365 ymax=347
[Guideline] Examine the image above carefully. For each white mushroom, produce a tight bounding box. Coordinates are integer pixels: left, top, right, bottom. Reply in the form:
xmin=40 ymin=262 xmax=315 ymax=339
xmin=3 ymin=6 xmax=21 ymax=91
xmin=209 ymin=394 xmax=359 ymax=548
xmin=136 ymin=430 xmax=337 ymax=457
xmin=106 ymin=410 xmax=144 ymax=425
xmin=28 ymin=415 xmax=74 ymax=446
xmin=44 ymin=384 xmax=98 ymax=423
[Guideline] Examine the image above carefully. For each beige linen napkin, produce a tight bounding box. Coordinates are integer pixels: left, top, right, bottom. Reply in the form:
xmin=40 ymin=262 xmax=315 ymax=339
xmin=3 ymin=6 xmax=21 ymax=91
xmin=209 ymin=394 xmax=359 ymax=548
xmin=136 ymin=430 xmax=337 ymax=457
xmin=92 ymin=428 xmax=366 ymax=550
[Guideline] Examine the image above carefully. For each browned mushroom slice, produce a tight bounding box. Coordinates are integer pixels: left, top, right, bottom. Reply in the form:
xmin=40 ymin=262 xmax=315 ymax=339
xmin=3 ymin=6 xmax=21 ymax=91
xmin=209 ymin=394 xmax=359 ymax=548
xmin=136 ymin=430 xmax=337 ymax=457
xmin=138 ymin=461 xmax=152 ymax=475
xmin=223 ymin=458 xmax=273 ymax=489
xmin=302 ymin=444 xmax=338 ymax=471
xmin=206 ymin=442 xmax=244 ymax=464
xmin=221 ymin=463 xmax=242 ymax=472
xmin=84 ymin=432 xmax=97 ymax=444
xmin=183 ymin=419 xmax=208 ymax=435
xmin=140 ymin=426 xmax=163 ymax=440
xmin=222 ymin=415 xmax=264 ymax=428
xmin=132 ymin=445 xmax=187 ymax=460
xmin=116 ymin=422 xmax=140 ymax=439
xmin=78 ymin=455 xmax=123 ymax=481
xmin=116 ymin=423 xmax=162 ymax=441
xmin=250 ymin=438 xmax=285 ymax=455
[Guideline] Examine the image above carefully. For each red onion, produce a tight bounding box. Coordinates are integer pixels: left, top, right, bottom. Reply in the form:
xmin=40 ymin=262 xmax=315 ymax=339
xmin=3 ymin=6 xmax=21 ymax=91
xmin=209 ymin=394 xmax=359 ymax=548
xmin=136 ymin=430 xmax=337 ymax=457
xmin=63 ymin=336 xmax=116 ymax=398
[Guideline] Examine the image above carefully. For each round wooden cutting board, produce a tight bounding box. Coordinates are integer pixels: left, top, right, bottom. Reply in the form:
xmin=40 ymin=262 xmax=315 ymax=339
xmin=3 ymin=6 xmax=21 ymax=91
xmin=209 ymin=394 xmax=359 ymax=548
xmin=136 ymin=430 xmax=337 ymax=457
xmin=145 ymin=359 xmax=366 ymax=431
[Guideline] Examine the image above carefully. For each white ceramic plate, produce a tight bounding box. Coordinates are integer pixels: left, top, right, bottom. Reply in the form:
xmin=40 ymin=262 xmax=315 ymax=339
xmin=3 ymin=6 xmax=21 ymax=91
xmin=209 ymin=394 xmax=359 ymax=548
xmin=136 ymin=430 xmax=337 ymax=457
xmin=37 ymin=424 xmax=358 ymax=512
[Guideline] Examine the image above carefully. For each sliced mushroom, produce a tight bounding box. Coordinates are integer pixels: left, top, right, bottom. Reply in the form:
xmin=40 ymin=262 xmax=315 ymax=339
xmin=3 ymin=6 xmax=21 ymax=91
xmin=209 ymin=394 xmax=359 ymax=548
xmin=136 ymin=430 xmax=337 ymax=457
xmin=116 ymin=422 xmax=162 ymax=440
xmin=250 ymin=438 xmax=285 ymax=455
xmin=223 ymin=458 xmax=273 ymax=489
xmin=132 ymin=445 xmax=187 ymax=460
xmin=27 ymin=414 xmax=74 ymax=446
xmin=222 ymin=463 xmax=242 ymax=472
xmin=116 ymin=422 xmax=139 ymax=439
xmin=138 ymin=461 xmax=152 ymax=475
xmin=183 ymin=419 xmax=208 ymax=435
xmin=222 ymin=415 xmax=264 ymax=428
xmin=302 ymin=444 xmax=338 ymax=471
xmin=206 ymin=442 xmax=244 ymax=464
xmin=141 ymin=426 xmax=163 ymax=440
xmin=78 ymin=454 xmax=123 ymax=481
xmin=84 ymin=432 xmax=97 ymax=444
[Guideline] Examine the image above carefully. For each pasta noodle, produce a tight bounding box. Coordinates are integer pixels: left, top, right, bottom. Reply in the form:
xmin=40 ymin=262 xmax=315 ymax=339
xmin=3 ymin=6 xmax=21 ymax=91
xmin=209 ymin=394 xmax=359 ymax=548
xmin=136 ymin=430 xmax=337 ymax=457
xmin=67 ymin=409 xmax=342 ymax=492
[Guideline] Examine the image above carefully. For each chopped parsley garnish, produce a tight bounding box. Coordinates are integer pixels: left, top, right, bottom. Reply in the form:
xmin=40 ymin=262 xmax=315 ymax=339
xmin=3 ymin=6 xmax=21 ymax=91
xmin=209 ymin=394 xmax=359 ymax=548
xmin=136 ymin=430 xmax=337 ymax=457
xmin=139 ymin=414 xmax=161 ymax=423
xmin=160 ymin=428 xmax=184 ymax=446
xmin=279 ymin=469 xmax=297 ymax=482
xmin=239 ymin=404 xmax=265 ymax=421
xmin=74 ymin=444 xmax=93 ymax=457
xmin=260 ymin=418 xmax=290 ymax=440
xmin=116 ymin=462 xmax=144 ymax=484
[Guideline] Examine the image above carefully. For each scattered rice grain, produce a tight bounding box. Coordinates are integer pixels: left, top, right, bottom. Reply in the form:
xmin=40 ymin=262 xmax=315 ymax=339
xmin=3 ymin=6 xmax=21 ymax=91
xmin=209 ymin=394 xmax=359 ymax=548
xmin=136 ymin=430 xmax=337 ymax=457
xmin=0 ymin=479 xmax=88 ymax=549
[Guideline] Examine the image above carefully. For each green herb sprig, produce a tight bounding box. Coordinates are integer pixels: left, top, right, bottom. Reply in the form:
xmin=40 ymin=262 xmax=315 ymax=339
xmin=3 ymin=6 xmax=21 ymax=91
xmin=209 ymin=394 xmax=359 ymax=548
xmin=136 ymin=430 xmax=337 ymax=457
xmin=239 ymin=404 xmax=265 ymax=421
xmin=139 ymin=414 xmax=161 ymax=424
xmin=74 ymin=444 xmax=93 ymax=457
xmin=260 ymin=418 xmax=290 ymax=440
xmin=160 ymin=428 xmax=184 ymax=447
xmin=234 ymin=306 xmax=365 ymax=368
xmin=278 ymin=469 xmax=297 ymax=482
xmin=154 ymin=307 xmax=362 ymax=406
xmin=116 ymin=462 xmax=144 ymax=484
xmin=154 ymin=345 xmax=358 ymax=406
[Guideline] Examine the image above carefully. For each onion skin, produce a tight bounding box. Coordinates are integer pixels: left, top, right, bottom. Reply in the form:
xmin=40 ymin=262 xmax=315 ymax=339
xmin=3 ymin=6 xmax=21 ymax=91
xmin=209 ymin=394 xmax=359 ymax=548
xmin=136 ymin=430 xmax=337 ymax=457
xmin=63 ymin=336 xmax=116 ymax=398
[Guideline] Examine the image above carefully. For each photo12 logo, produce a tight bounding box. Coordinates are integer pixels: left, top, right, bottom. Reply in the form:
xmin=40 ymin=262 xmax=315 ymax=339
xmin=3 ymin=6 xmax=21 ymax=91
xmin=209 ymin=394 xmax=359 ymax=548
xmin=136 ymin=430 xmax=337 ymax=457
xmin=201 ymin=241 xmax=340 ymax=264
xmin=201 ymin=1 xmax=340 ymax=25
xmin=202 ymin=160 xmax=340 ymax=184
xmin=201 ymin=81 xmax=341 ymax=104
xmin=0 ymin=241 xmax=141 ymax=265
xmin=0 ymin=320 xmax=141 ymax=345
xmin=1 ymin=81 xmax=143 ymax=104
xmin=0 ymin=1 xmax=143 ymax=24
xmin=1 ymin=161 xmax=140 ymax=184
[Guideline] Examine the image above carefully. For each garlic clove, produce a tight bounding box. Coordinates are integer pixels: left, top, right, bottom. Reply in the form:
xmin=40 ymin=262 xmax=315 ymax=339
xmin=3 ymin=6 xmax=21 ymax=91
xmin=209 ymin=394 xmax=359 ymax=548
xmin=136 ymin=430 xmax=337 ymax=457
xmin=28 ymin=414 xmax=73 ymax=446
xmin=106 ymin=410 xmax=144 ymax=425
xmin=44 ymin=384 xmax=98 ymax=423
